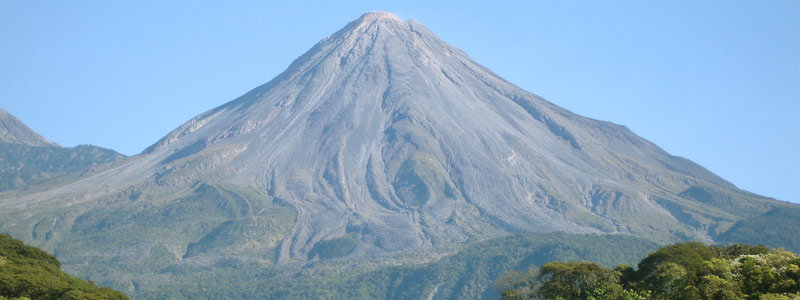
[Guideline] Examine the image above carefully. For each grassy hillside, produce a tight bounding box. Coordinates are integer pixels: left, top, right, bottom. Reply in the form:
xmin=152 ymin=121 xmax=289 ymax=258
xmin=134 ymin=232 xmax=659 ymax=300
xmin=0 ymin=233 xmax=128 ymax=300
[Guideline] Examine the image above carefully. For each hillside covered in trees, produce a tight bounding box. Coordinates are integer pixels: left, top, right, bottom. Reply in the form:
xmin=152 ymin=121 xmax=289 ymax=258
xmin=498 ymin=242 xmax=800 ymax=300
xmin=0 ymin=234 xmax=128 ymax=300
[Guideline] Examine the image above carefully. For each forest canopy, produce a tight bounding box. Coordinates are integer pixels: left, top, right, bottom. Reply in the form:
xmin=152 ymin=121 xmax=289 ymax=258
xmin=0 ymin=234 xmax=129 ymax=300
xmin=497 ymin=242 xmax=800 ymax=300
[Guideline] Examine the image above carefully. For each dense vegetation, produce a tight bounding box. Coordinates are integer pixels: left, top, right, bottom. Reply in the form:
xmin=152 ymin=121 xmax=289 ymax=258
xmin=134 ymin=232 xmax=658 ymax=299
xmin=498 ymin=242 xmax=800 ymax=300
xmin=0 ymin=234 xmax=128 ymax=300
xmin=718 ymin=206 xmax=800 ymax=253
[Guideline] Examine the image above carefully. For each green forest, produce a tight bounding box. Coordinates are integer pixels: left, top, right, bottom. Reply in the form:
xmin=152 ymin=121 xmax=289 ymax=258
xmin=497 ymin=242 xmax=800 ymax=300
xmin=0 ymin=234 xmax=128 ymax=300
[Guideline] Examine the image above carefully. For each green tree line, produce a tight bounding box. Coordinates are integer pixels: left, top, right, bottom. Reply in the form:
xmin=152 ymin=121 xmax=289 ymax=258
xmin=497 ymin=242 xmax=800 ymax=300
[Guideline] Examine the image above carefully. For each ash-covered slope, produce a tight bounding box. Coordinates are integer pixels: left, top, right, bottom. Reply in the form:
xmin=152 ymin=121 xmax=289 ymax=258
xmin=0 ymin=12 xmax=790 ymax=289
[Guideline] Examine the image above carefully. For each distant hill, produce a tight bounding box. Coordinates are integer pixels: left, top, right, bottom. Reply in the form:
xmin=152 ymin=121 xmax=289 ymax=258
xmin=0 ymin=141 xmax=125 ymax=192
xmin=717 ymin=206 xmax=800 ymax=253
xmin=0 ymin=233 xmax=129 ymax=299
xmin=0 ymin=108 xmax=55 ymax=147
xmin=0 ymin=109 xmax=125 ymax=192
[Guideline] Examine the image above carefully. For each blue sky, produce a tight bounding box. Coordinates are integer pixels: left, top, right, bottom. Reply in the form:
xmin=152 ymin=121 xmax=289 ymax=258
xmin=1 ymin=1 xmax=797 ymax=203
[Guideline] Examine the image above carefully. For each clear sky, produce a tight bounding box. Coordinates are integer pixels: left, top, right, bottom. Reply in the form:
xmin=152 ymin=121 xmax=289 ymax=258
xmin=1 ymin=1 xmax=797 ymax=203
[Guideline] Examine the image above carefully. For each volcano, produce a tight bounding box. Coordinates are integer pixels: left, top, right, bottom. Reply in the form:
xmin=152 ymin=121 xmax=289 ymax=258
xmin=0 ymin=12 xmax=788 ymax=295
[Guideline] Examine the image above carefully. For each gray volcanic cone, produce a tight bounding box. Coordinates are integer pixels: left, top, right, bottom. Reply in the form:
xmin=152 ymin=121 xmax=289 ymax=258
xmin=0 ymin=12 xmax=784 ymax=277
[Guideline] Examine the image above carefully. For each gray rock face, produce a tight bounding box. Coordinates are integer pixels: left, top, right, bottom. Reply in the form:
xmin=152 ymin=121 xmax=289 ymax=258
xmin=0 ymin=12 xmax=789 ymax=281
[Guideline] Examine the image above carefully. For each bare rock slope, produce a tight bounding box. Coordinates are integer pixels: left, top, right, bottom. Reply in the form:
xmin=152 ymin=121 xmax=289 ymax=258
xmin=0 ymin=12 xmax=790 ymax=285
